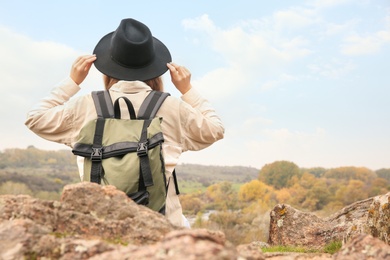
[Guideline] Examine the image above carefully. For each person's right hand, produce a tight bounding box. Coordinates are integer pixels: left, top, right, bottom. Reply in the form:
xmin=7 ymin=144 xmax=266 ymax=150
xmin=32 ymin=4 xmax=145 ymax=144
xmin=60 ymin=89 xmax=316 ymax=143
xmin=70 ymin=55 xmax=97 ymax=85
xmin=167 ymin=62 xmax=192 ymax=95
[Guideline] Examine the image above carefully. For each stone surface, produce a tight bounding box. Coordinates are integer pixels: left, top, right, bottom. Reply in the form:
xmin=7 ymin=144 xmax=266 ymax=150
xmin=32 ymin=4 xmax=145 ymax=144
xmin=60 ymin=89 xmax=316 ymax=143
xmin=333 ymin=234 xmax=390 ymax=260
xmin=268 ymin=204 xmax=331 ymax=249
xmin=236 ymin=242 xmax=266 ymax=260
xmin=91 ymin=229 xmax=240 ymax=260
xmin=268 ymin=192 xmax=390 ymax=248
xmin=1 ymin=182 xmax=389 ymax=259
xmin=365 ymin=192 xmax=390 ymax=245
xmin=326 ymin=196 xmax=374 ymax=244
xmin=0 ymin=182 xmax=177 ymax=259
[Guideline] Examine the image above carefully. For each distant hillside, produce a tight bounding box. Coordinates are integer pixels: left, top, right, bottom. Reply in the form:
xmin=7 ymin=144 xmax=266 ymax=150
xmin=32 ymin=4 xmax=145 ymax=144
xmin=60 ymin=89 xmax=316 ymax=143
xmin=176 ymin=164 xmax=259 ymax=186
xmin=0 ymin=147 xmax=259 ymax=196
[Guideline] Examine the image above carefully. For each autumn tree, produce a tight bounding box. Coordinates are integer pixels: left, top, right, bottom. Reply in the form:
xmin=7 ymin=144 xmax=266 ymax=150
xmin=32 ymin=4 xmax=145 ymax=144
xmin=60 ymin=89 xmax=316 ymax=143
xmin=324 ymin=167 xmax=376 ymax=184
xmin=301 ymin=167 xmax=327 ymax=177
xmin=180 ymin=192 xmax=205 ymax=215
xmin=335 ymin=179 xmax=367 ymax=205
xmin=258 ymin=161 xmax=300 ymax=189
xmin=205 ymin=182 xmax=238 ymax=210
xmin=238 ymin=180 xmax=276 ymax=207
xmin=368 ymin=178 xmax=390 ymax=197
xmin=376 ymin=168 xmax=390 ymax=182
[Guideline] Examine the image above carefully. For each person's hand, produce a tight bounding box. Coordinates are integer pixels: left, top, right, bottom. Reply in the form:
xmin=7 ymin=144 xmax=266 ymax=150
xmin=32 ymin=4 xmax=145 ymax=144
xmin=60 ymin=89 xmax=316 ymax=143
xmin=70 ymin=55 xmax=97 ymax=85
xmin=167 ymin=62 xmax=192 ymax=94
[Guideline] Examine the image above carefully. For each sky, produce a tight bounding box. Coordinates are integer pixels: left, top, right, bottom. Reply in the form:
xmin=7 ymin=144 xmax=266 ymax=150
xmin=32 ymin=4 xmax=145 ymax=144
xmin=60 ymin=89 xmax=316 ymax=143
xmin=0 ymin=0 xmax=389 ymax=170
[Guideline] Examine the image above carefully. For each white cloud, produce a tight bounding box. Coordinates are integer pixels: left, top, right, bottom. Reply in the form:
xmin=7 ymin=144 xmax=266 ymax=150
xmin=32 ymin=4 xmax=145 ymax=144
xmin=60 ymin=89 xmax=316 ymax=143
xmin=341 ymin=30 xmax=390 ymax=55
xmin=322 ymin=19 xmax=358 ymax=36
xmin=273 ymin=8 xmax=317 ymax=31
xmin=0 ymin=26 xmax=101 ymax=150
xmin=308 ymin=59 xmax=356 ymax=79
xmin=181 ymin=14 xmax=314 ymax=98
xmin=307 ymin=0 xmax=353 ymax=9
xmin=260 ymin=74 xmax=298 ymax=91
xmin=0 ymin=26 xmax=78 ymax=95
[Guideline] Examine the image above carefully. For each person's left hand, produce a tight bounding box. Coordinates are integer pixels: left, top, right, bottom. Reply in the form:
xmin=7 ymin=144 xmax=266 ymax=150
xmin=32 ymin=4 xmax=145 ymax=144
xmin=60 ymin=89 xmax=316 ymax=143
xmin=167 ymin=62 xmax=192 ymax=95
xmin=70 ymin=55 xmax=97 ymax=85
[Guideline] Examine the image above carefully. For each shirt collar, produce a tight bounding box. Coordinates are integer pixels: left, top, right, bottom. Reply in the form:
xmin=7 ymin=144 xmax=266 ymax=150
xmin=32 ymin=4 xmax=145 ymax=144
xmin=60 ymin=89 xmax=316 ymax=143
xmin=110 ymin=80 xmax=152 ymax=93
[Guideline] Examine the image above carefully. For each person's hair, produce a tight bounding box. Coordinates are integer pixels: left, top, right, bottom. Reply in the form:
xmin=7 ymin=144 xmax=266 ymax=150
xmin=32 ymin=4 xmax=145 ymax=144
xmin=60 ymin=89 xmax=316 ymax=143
xmin=144 ymin=77 xmax=164 ymax=91
xmin=103 ymin=75 xmax=164 ymax=91
xmin=103 ymin=75 xmax=119 ymax=90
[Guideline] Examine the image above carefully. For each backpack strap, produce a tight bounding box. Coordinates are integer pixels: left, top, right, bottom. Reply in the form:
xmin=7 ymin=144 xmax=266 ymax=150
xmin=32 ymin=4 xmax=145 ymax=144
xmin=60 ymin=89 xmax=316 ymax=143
xmin=172 ymin=169 xmax=180 ymax=195
xmin=90 ymin=118 xmax=105 ymax=184
xmin=92 ymin=91 xmax=115 ymax=118
xmin=89 ymin=91 xmax=114 ymax=184
xmin=138 ymin=91 xmax=170 ymax=119
xmin=113 ymin=96 xmax=136 ymax=119
xmin=165 ymin=169 xmax=181 ymax=196
xmin=137 ymin=91 xmax=170 ymax=189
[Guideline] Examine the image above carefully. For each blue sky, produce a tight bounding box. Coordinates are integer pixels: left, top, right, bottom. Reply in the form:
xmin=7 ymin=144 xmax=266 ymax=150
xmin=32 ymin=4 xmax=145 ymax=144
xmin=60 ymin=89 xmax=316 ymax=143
xmin=1 ymin=1 xmax=389 ymax=170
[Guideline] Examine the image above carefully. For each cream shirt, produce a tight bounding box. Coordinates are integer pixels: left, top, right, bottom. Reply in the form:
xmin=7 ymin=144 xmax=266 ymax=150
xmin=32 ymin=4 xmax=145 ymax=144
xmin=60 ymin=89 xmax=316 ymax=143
xmin=25 ymin=78 xmax=224 ymax=227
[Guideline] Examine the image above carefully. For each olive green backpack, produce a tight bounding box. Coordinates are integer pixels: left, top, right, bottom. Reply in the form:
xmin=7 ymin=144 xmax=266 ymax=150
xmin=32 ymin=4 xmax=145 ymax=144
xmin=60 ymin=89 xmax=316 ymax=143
xmin=72 ymin=90 xmax=172 ymax=214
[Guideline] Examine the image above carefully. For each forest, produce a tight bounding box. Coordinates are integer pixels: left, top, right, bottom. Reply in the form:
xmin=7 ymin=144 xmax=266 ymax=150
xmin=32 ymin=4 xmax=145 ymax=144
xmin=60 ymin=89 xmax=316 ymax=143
xmin=1 ymin=146 xmax=389 ymax=245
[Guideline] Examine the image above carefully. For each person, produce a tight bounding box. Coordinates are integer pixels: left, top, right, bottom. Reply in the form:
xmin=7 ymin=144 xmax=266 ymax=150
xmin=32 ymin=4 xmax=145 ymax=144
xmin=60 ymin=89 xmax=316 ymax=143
xmin=25 ymin=18 xmax=224 ymax=227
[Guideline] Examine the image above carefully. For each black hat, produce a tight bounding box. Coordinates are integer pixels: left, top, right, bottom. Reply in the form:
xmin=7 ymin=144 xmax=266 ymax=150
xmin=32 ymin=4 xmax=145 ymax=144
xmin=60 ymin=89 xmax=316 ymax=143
xmin=93 ymin=18 xmax=171 ymax=81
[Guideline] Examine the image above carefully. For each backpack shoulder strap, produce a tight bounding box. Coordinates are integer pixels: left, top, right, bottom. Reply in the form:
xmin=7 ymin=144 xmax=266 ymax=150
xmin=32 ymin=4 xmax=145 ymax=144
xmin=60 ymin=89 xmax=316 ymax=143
xmin=92 ymin=90 xmax=115 ymax=118
xmin=138 ymin=91 xmax=170 ymax=119
xmin=89 ymin=90 xmax=114 ymax=184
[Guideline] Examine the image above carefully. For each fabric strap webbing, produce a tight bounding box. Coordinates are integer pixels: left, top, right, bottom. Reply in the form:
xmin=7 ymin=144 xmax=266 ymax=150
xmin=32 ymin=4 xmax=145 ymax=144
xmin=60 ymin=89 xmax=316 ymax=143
xmin=136 ymin=91 xmax=170 ymax=189
xmin=138 ymin=91 xmax=170 ymax=119
xmin=172 ymin=169 xmax=180 ymax=195
xmin=90 ymin=117 xmax=105 ymax=184
xmin=92 ymin=91 xmax=114 ymax=118
xmin=89 ymin=91 xmax=114 ymax=184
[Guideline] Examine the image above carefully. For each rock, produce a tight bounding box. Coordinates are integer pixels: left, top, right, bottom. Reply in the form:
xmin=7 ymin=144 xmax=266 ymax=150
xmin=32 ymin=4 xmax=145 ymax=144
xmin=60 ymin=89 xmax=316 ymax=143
xmin=326 ymin=196 xmax=374 ymax=244
xmin=365 ymin=192 xmax=390 ymax=245
xmin=1 ymin=182 xmax=389 ymax=259
xmin=333 ymin=234 xmax=390 ymax=260
xmin=236 ymin=241 xmax=267 ymax=260
xmin=268 ymin=204 xmax=331 ymax=249
xmin=91 ymin=229 xmax=240 ymax=260
xmin=58 ymin=182 xmax=175 ymax=245
xmin=0 ymin=182 xmax=177 ymax=259
xmin=268 ymin=192 xmax=390 ymax=248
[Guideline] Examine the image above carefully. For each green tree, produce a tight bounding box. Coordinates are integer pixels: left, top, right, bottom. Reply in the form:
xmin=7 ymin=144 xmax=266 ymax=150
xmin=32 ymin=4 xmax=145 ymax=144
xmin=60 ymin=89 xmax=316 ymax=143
xmin=376 ymin=168 xmax=390 ymax=182
xmin=301 ymin=167 xmax=327 ymax=178
xmin=258 ymin=161 xmax=300 ymax=189
xmin=302 ymin=180 xmax=331 ymax=211
xmin=324 ymin=167 xmax=376 ymax=183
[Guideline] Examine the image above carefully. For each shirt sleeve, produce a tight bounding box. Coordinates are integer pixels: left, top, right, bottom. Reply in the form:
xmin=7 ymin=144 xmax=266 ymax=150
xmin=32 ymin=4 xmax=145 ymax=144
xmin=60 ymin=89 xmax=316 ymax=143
xmin=179 ymin=87 xmax=225 ymax=151
xmin=24 ymin=77 xmax=81 ymax=146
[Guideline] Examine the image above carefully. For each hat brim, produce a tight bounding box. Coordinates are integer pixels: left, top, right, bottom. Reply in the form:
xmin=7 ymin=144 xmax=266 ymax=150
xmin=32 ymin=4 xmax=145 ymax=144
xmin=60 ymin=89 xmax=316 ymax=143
xmin=93 ymin=32 xmax=172 ymax=81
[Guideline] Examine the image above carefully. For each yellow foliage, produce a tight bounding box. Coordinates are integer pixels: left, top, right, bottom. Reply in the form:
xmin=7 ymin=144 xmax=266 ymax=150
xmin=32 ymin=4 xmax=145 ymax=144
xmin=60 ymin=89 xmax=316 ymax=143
xmin=238 ymin=180 xmax=274 ymax=202
xmin=276 ymin=188 xmax=291 ymax=203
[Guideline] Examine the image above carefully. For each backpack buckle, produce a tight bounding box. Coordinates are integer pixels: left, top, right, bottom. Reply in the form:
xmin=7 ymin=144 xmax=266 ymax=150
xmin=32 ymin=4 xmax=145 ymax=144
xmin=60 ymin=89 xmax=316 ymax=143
xmin=91 ymin=147 xmax=103 ymax=161
xmin=137 ymin=142 xmax=148 ymax=157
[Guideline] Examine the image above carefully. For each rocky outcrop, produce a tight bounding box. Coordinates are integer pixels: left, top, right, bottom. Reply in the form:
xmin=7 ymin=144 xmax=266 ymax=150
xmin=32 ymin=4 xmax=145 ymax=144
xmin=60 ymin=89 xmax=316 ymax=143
xmin=1 ymin=182 xmax=389 ymax=259
xmin=268 ymin=192 xmax=390 ymax=248
xmin=0 ymin=182 xmax=251 ymax=259
xmin=333 ymin=234 xmax=390 ymax=260
xmin=365 ymin=192 xmax=390 ymax=244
